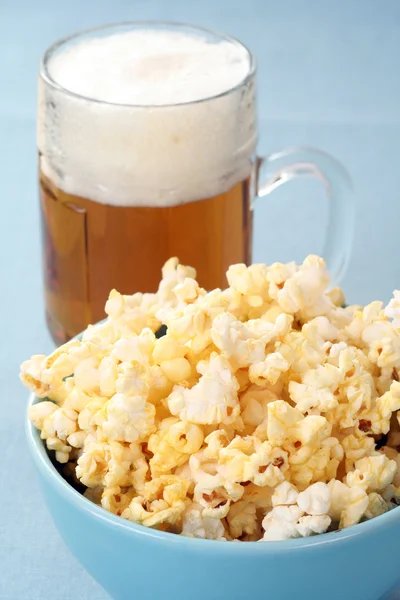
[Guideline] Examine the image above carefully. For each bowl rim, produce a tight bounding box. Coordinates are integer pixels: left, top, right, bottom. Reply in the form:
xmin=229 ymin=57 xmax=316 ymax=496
xmin=26 ymin=392 xmax=400 ymax=551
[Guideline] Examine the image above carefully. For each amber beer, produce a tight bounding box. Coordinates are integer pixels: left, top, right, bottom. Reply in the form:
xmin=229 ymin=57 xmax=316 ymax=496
xmin=38 ymin=24 xmax=257 ymax=344
xmin=40 ymin=175 xmax=252 ymax=343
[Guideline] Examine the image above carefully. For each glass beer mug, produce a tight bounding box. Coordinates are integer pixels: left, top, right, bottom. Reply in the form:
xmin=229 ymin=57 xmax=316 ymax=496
xmin=38 ymin=22 xmax=354 ymax=345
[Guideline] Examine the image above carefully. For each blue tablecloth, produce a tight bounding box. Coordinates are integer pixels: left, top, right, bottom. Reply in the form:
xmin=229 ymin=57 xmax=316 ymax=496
xmin=1 ymin=1 xmax=400 ymax=598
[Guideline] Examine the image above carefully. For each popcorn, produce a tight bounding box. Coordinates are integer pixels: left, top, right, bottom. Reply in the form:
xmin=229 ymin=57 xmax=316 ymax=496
xmin=371 ymin=381 xmax=400 ymax=434
xmin=217 ymin=436 xmax=289 ymax=487
xmin=78 ymin=397 xmax=107 ymax=431
xmin=242 ymin=483 xmax=273 ymax=510
xmin=345 ymin=301 xmax=383 ymax=345
xmin=160 ymin=357 xmax=192 ymax=383
xmin=29 ymin=400 xmax=80 ymax=461
xmin=339 ymin=485 xmax=369 ymax=529
xmin=385 ymin=291 xmax=400 ymax=331
xmin=240 ymin=384 xmax=278 ymax=432
xmin=275 ymin=255 xmax=330 ymax=316
xmin=99 ymin=355 xmax=118 ymax=397
xmin=353 ymin=455 xmax=397 ymax=491
xmin=381 ymin=483 xmax=400 ymax=504
xmin=271 ymin=481 xmax=299 ymax=506
xmin=67 ymin=430 xmax=86 ymax=449
xmin=122 ymin=472 xmax=190 ymax=529
xmin=289 ymin=364 xmax=341 ymax=413
xmin=148 ymin=418 xmax=203 ymax=477
xmin=102 ymin=393 xmax=156 ymax=443
xmin=73 ymin=357 xmax=100 ymax=395
xmin=28 ymin=400 xmax=57 ymax=431
xmin=76 ymin=441 xmax=108 ymax=487
xmin=64 ymin=387 xmax=95 ymax=413
xmin=227 ymin=263 xmax=269 ymax=300
xmin=163 ymin=420 xmax=204 ymax=455
xmin=167 ymin=353 xmax=240 ymax=425
xmin=164 ymin=289 xmax=228 ymax=351
xmin=211 ymin=312 xmax=292 ymax=370
xmin=157 ymin=257 xmax=200 ymax=313
xmin=123 ymin=496 xmax=184 ymax=529
xmin=267 ymin=400 xmax=331 ymax=449
xmin=153 ymin=335 xmax=187 ymax=364
xmin=295 ymin=515 xmax=331 ymax=537
xmin=181 ymin=504 xmax=226 ymax=540
xmin=289 ymin=438 xmax=342 ymax=489
xmin=22 ymin=256 xmax=400 ymax=542
xmin=249 ymin=352 xmax=290 ymax=386
xmin=364 ymin=493 xmax=390 ymax=520
xmin=189 ymin=451 xmax=244 ymax=518
xmin=113 ymin=329 xmax=156 ymax=364
xmin=227 ymin=501 xmax=259 ymax=539
xmin=101 ymin=486 xmax=136 ymax=516
xmin=46 ymin=436 xmax=71 ymax=463
xmin=51 ymin=407 xmax=78 ymax=440
xmin=20 ymin=340 xmax=82 ymax=402
xmin=328 ymin=479 xmax=351 ymax=521
xmin=142 ymin=475 xmax=190 ymax=505
xmin=21 ymin=355 xmax=57 ymax=398
xmin=345 ymin=469 xmax=373 ymax=491
xmin=327 ymin=287 xmax=346 ymax=308
xmin=297 ymin=482 xmax=330 ymax=515
xmin=266 ymin=401 xmax=304 ymax=446
xmin=341 ymin=434 xmax=376 ymax=472
xmin=105 ymin=290 xmax=160 ymax=337
xmin=261 ymin=505 xmax=304 ymax=541
xmin=203 ymin=429 xmax=232 ymax=458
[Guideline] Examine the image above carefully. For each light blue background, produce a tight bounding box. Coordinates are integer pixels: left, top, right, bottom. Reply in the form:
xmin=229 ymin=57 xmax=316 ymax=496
xmin=1 ymin=0 xmax=400 ymax=598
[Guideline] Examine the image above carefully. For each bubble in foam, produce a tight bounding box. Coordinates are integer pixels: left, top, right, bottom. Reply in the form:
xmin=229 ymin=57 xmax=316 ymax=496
xmin=39 ymin=28 xmax=257 ymax=207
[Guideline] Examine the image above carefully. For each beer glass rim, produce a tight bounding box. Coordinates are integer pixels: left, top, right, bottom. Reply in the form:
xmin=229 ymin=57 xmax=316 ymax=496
xmin=40 ymin=20 xmax=256 ymax=108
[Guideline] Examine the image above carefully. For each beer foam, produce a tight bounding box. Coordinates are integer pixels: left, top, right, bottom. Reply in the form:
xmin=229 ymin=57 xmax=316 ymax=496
xmin=38 ymin=28 xmax=257 ymax=206
xmin=49 ymin=30 xmax=251 ymax=106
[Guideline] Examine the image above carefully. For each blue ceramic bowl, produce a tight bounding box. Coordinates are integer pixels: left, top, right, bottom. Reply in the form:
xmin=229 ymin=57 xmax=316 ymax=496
xmin=26 ymin=392 xmax=400 ymax=600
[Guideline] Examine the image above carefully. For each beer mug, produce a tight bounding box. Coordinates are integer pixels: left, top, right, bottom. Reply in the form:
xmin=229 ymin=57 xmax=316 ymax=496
xmin=38 ymin=22 xmax=354 ymax=345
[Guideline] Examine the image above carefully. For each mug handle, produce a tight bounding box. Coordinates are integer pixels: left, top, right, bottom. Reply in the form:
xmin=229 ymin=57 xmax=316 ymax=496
xmin=256 ymin=146 xmax=354 ymax=286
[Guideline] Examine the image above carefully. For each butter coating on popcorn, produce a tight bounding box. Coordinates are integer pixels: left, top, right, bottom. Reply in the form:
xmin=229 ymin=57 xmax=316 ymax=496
xmin=21 ymin=255 xmax=400 ymax=541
